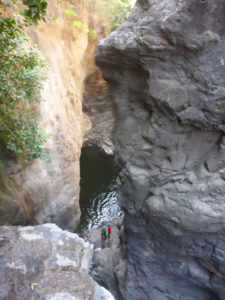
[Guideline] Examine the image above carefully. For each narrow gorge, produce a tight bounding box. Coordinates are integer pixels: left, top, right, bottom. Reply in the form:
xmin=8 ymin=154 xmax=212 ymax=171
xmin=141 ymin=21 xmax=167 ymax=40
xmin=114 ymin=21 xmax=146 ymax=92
xmin=0 ymin=0 xmax=117 ymax=298
xmin=1 ymin=0 xmax=225 ymax=300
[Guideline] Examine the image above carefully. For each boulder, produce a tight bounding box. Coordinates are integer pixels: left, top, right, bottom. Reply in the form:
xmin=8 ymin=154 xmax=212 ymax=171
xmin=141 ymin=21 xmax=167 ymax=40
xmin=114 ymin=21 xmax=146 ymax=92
xmin=0 ymin=223 xmax=115 ymax=300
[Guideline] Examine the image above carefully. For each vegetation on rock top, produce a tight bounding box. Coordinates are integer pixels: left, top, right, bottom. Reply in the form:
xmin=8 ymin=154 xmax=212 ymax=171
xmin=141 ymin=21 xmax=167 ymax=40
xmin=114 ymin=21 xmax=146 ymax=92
xmin=95 ymin=0 xmax=132 ymax=31
xmin=0 ymin=0 xmax=132 ymax=166
xmin=62 ymin=0 xmax=132 ymax=39
xmin=0 ymin=0 xmax=51 ymax=165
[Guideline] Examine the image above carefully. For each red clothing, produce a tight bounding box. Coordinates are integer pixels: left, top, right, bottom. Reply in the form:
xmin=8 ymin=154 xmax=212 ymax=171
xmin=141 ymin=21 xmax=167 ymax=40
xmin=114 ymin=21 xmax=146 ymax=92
xmin=108 ymin=225 xmax=112 ymax=234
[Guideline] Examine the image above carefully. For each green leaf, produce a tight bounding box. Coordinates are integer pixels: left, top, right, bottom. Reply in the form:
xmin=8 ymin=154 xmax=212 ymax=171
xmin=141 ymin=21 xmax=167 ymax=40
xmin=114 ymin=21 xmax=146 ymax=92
xmin=73 ymin=20 xmax=82 ymax=28
xmin=88 ymin=29 xmax=97 ymax=40
xmin=65 ymin=9 xmax=76 ymax=17
xmin=83 ymin=26 xmax=89 ymax=33
xmin=52 ymin=15 xmax=58 ymax=22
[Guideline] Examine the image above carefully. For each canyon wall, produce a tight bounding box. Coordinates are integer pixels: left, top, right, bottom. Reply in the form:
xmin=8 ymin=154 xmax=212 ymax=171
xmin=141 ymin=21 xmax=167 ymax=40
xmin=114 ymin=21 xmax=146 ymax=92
xmin=96 ymin=0 xmax=225 ymax=299
xmin=0 ymin=0 xmax=104 ymax=230
xmin=82 ymin=68 xmax=114 ymax=154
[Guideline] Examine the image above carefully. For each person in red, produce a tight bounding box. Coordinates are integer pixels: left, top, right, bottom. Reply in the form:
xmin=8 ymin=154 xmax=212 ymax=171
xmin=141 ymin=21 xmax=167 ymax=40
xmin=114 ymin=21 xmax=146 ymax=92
xmin=107 ymin=223 xmax=112 ymax=238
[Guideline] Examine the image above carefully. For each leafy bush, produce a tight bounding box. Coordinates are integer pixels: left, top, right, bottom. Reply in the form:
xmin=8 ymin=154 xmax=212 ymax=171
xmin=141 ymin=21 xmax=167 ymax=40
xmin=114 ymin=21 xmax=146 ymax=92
xmin=63 ymin=0 xmax=132 ymax=41
xmin=65 ymin=8 xmax=76 ymax=17
xmin=0 ymin=0 xmax=51 ymax=163
xmin=105 ymin=0 xmax=132 ymax=31
xmin=91 ymin=0 xmax=132 ymax=32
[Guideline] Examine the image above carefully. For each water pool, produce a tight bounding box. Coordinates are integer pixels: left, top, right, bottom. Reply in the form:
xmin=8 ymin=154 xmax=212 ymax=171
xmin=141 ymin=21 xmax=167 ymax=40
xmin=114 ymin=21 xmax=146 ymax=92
xmin=77 ymin=147 xmax=120 ymax=233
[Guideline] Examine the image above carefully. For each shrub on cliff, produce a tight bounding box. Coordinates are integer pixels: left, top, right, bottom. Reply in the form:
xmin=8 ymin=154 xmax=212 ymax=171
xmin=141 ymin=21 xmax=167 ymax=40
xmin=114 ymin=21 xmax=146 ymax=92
xmin=106 ymin=0 xmax=132 ymax=31
xmin=63 ymin=0 xmax=132 ymax=38
xmin=0 ymin=0 xmax=51 ymax=163
xmin=91 ymin=0 xmax=132 ymax=32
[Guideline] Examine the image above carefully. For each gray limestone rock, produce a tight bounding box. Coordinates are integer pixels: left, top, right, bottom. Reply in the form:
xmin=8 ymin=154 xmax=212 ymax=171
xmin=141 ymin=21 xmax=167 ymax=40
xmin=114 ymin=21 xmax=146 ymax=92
xmin=96 ymin=0 xmax=225 ymax=299
xmin=87 ymin=216 xmax=126 ymax=300
xmin=0 ymin=224 xmax=115 ymax=300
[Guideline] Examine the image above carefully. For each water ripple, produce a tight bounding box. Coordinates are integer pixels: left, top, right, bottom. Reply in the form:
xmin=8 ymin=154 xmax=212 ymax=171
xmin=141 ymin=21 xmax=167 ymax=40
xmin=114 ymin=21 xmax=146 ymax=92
xmin=77 ymin=147 xmax=120 ymax=234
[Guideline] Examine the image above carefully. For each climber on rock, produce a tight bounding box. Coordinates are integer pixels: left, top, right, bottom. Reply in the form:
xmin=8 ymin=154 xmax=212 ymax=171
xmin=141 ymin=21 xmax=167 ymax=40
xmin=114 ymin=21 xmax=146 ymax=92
xmin=101 ymin=226 xmax=107 ymax=241
xmin=118 ymin=210 xmax=123 ymax=216
xmin=107 ymin=223 xmax=112 ymax=238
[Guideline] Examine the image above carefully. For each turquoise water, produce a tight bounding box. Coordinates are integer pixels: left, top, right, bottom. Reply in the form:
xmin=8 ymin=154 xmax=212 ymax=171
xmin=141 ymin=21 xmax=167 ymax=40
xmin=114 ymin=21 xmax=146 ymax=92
xmin=77 ymin=147 xmax=119 ymax=233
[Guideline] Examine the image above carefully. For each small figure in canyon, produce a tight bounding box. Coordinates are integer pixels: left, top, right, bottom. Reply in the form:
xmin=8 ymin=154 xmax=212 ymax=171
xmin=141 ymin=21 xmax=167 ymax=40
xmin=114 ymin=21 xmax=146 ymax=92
xmin=118 ymin=210 xmax=123 ymax=216
xmin=107 ymin=223 xmax=112 ymax=238
xmin=101 ymin=226 xmax=107 ymax=241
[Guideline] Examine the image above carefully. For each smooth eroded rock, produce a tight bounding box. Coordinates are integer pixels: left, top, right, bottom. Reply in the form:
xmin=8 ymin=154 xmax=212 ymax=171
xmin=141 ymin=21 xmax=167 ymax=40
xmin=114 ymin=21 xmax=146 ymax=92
xmin=96 ymin=0 xmax=225 ymax=299
xmin=0 ymin=223 xmax=115 ymax=300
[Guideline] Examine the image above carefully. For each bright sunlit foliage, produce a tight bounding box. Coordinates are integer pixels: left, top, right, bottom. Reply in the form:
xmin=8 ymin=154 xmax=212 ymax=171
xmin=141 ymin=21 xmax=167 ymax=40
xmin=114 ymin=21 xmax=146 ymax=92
xmin=63 ymin=0 xmax=132 ymax=39
xmin=91 ymin=0 xmax=132 ymax=32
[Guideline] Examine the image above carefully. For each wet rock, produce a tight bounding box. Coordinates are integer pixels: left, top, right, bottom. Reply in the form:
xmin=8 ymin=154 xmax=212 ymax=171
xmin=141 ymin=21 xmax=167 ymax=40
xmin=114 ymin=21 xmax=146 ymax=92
xmin=96 ymin=0 xmax=225 ymax=299
xmin=0 ymin=223 xmax=115 ymax=300
xmin=99 ymin=140 xmax=114 ymax=156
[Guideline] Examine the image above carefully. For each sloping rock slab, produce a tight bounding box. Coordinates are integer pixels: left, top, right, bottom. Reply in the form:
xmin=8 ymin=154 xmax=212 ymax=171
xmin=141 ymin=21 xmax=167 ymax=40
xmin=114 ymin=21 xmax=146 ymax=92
xmin=0 ymin=224 xmax=114 ymax=300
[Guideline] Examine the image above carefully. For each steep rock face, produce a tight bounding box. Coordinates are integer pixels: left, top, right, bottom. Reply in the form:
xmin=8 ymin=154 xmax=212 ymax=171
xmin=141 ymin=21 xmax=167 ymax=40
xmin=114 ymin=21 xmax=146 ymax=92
xmin=0 ymin=168 xmax=34 ymax=226
xmin=0 ymin=0 xmax=105 ymax=230
xmin=87 ymin=216 xmax=126 ymax=300
xmin=24 ymin=0 xmax=88 ymax=230
xmin=83 ymin=69 xmax=114 ymax=154
xmin=96 ymin=0 xmax=225 ymax=299
xmin=0 ymin=223 xmax=115 ymax=300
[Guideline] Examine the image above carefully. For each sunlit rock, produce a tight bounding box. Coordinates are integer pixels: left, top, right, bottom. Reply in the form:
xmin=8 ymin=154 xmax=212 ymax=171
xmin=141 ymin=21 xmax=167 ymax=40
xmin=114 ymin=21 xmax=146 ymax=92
xmin=0 ymin=223 xmax=115 ymax=300
xmin=0 ymin=0 xmax=105 ymax=231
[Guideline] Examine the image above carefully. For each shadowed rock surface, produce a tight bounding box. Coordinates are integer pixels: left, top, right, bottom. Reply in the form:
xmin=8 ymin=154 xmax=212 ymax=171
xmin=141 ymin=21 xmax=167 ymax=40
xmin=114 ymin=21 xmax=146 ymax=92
xmin=87 ymin=216 xmax=126 ymax=300
xmin=0 ymin=224 xmax=115 ymax=300
xmin=96 ymin=0 xmax=225 ymax=299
